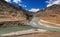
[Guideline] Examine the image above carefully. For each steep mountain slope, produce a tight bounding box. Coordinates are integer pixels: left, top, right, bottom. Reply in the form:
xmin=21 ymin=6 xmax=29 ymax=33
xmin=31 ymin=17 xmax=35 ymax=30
xmin=0 ymin=1 xmax=30 ymax=27
xmin=34 ymin=4 xmax=60 ymax=27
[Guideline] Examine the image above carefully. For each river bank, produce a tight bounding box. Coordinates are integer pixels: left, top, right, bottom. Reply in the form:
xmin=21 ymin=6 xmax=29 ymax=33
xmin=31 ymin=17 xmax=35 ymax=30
xmin=1 ymin=32 xmax=60 ymax=37
xmin=0 ymin=29 xmax=47 ymax=37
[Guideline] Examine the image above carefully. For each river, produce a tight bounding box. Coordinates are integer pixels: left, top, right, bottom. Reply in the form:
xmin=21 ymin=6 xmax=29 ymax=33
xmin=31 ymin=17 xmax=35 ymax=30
xmin=29 ymin=17 xmax=60 ymax=32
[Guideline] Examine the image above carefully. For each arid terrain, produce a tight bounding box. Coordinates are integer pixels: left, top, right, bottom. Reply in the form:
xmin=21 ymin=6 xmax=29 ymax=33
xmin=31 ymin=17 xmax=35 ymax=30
xmin=16 ymin=32 xmax=60 ymax=37
xmin=34 ymin=5 xmax=60 ymax=27
xmin=0 ymin=1 xmax=32 ymax=27
xmin=1 ymin=32 xmax=60 ymax=37
xmin=0 ymin=0 xmax=60 ymax=37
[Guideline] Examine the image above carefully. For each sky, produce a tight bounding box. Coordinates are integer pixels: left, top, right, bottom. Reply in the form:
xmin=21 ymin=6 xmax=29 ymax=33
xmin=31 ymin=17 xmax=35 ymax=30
xmin=5 ymin=0 xmax=60 ymax=12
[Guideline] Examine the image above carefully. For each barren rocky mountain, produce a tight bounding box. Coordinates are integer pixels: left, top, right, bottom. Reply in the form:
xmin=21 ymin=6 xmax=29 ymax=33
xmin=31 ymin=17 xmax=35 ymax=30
xmin=34 ymin=4 xmax=60 ymax=27
xmin=0 ymin=1 xmax=32 ymax=27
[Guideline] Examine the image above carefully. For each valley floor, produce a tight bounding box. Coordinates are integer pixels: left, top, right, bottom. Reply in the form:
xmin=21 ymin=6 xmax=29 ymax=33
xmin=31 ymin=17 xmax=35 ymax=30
xmin=1 ymin=32 xmax=60 ymax=37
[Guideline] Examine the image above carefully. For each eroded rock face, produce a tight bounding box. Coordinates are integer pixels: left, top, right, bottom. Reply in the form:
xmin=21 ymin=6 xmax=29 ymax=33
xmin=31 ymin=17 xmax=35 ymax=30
xmin=0 ymin=1 xmax=31 ymax=27
xmin=34 ymin=4 xmax=60 ymax=27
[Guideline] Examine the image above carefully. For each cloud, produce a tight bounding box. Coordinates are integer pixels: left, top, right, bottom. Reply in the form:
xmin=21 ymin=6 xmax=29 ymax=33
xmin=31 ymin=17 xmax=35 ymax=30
xmin=12 ymin=0 xmax=27 ymax=7
xmin=5 ymin=0 xmax=27 ymax=7
xmin=5 ymin=0 xmax=22 ymax=3
xmin=5 ymin=0 xmax=11 ymax=2
xmin=21 ymin=4 xmax=27 ymax=7
xmin=24 ymin=5 xmax=27 ymax=7
xmin=46 ymin=0 xmax=60 ymax=7
xmin=13 ymin=0 xmax=22 ymax=3
xmin=29 ymin=8 xmax=40 ymax=12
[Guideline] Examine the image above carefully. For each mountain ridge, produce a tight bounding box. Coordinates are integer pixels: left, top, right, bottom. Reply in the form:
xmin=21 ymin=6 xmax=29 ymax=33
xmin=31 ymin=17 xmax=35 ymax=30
xmin=34 ymin=4 xmax=60 ymax=27
xmin=0 ymin=1 xmax=31 ymax=27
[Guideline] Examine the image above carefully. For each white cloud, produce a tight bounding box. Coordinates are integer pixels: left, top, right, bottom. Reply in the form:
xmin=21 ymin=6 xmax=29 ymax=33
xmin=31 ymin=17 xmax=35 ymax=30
xmin=18 ymin=4 xmax=22 ymax=6
xmin=29 ymin=8 xmax=40 ymax=12
xmin=24 ymin=5 xmax=27 ymax=7
xmin=46 ymin=0 xmax=60 ymax=7
xmin=21 ymin=4 xmax=27 ymax=7
xmin=5 ymin=0 xmax=22 ymax=3
xmin=18 ymin=4 xmax=27 ymax=8
xmin=12 ymin=0 xmax=27 ymax=7
xmin=5 ymin=0 xmax=27 ymax=8
xmin=13 ymin=0 xmax=22 ymax=3
xmin=5 ymin=0 xmax=11 ymax=2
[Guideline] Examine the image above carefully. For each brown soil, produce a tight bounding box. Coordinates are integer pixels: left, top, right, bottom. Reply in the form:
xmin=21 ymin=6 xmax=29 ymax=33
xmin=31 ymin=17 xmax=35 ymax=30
xmin=2 ymin=32 xmax=60 ymax=37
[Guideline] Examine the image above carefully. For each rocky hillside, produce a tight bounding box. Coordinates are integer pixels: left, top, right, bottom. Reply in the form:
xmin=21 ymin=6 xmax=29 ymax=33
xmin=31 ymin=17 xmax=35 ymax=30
xmin=0 ymin=1 xmax=32 ymax=27
xmin=34 ymin=4 xmax=60 ymax=27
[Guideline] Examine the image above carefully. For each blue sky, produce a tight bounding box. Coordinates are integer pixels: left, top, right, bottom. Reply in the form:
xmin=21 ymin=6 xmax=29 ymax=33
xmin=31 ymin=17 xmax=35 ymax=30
xmin=5 ymin=0 xmax=60 ymax=12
